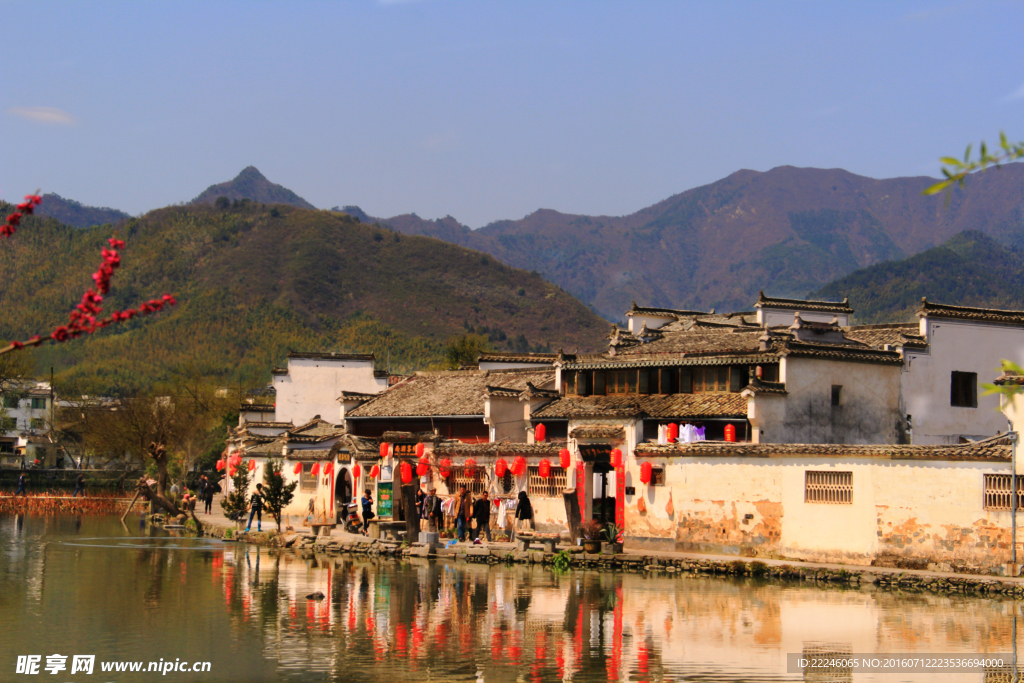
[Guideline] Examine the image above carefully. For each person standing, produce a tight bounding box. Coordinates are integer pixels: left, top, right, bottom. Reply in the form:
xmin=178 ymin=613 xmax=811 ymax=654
xmin=472 ymin=491 xmax=492 ymax=543
xmin=453 ymin=485 xmax=473 ymax=542
xmin=415 ymin=482 xmax=427 ymax=525
xmin=72 ymin=473 xmax=85 ymax=498
xmin=513 ymin=491 xmax=534 ymax=541
xmin=196 ymin=475 xmax=208 ymax=501
xmin=15 ymin=471 xmax=27 ymax=496
xmin=245 ymin=483 xmax=264 ymax=532
xmin=202 ymin=480 xmax=215 ymax=514
xmin=422 ymin=487 xmax=442 ymax=533
xmin=361 ymin=488 xmax=374 ymax=534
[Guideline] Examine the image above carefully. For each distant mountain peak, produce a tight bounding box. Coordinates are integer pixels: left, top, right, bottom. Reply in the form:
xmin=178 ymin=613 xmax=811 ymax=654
xmin=35 ymin=193 xmax=130 ymax=228
xmin=191 ymin=167 xmax=316 ymax=210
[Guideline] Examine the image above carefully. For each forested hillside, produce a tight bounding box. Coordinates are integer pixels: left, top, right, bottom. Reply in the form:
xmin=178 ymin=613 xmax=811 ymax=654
xmin=813 ymin=231 xmax=1024 ymax=323
xmin=0 ymin=202 xmax=607 ymax=394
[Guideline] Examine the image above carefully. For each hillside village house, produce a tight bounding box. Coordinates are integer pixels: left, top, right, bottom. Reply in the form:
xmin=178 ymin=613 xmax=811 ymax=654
xmin=0 ymin=382 xmax=55 ymax=468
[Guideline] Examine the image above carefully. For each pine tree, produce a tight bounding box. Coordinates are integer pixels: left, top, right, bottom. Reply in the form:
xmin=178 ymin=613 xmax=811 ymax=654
xmin=261 ymin=458 xmax=297 ymax=532
xmin=219 ymin=465 xmax=252 ymax=523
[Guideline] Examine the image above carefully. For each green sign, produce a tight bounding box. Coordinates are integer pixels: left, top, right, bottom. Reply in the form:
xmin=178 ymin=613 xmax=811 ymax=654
xmin=377 ymin=482 xmax=393 ymax=518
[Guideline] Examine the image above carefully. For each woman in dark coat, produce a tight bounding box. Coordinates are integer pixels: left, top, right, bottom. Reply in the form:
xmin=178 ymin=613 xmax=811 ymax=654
xmin=513 ymin=491 xmax=534 ymax=540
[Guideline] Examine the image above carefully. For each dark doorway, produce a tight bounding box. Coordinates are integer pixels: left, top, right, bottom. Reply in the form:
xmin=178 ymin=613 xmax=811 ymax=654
xmin=335 ymin=468 xmax=352 ymax=522
xmin=592 ymin=461 xmax=615 ymax=525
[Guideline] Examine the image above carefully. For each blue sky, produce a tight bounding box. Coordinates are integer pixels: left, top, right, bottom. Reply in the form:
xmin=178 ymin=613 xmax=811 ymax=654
xmin=2 ymin=0 xmax=1021 ymax=228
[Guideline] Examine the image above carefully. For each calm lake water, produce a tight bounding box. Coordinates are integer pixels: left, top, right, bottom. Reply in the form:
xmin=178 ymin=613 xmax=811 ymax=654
xmin=1 ymin=515 xmax=1022 ymax=682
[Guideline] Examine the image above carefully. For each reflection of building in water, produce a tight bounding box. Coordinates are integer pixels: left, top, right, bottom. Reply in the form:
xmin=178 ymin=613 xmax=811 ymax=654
xmin=210 ymin=550 xmax=1019 ymax=682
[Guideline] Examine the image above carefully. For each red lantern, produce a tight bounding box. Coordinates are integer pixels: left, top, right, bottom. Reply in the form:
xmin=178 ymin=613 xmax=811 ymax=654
xmin=538 ymin=459 xmax=551 ymax=478
xmin=667 ymin=423 xmax=679 ymax=442
xmin=640 ymin=461 xmax=652 ymax=484
xmin=416 ymin=443 xmax=425 ymax=458
xmin=512 ymin=455 xmax=526 ymax=476
xmin=495 ymin=458 xmax=508 ymax=477
xmin=311 ymin=462 xmax=320 ymax=476
xmin=324 ymin=462 xmax=333 ymax=475
xmin=724 ymin=424 xmax=736 ymax=442
xmin=401 ymin=461 xmax=413 ymax=484
xmin=228 ymin=467 xmax=236 ymax=477
xmin=379 ymin=442 xmax=389 ymax=458
xmin=559 ymin=448 xmax=570 ymax=469
xmin=293 ymin=462 xmax=302 ymax=475
xmin=611 ymin=448 xmax=622 ymax=468
xmin=216 ymin=459 xmax=225 ymax=471
xmin=353 ymin=463 xmax=361 ymax=478
xmin=535 ymin=423 xmax=546 ymax=442
xmin=232 ymin=453 xmax=243 ymax=466
xmin=464 ymin=458 xmax=477 ymax=475
xmin=369 ymin=465 xmax=380 ymax=479
xmin=248 ymin=459 xmax=256 ymax=472
xmin=416 ymin=461 xmax=429 ymax=477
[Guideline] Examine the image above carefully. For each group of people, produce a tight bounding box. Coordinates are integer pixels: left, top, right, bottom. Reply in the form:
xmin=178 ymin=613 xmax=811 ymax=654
xmin=358 ymin=482 xmax=535 ymax=544
xmin=169 ymin=475 xmax=217 ymax=515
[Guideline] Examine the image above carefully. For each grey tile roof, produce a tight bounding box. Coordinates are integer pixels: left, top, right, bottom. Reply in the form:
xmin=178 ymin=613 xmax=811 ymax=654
xmin=918 ymin=298 xmax=1024 ymax=325
xmin=533 ymin=393 xmax=748 ymax=419
xmin=347 ymin=369 xmax=555 ymax=418
xmin=287 ymin=351 xmax=376 ymax=361
xmin=570 ymin=425 xmax=626 ymax=439
xmin=635 ymin=433 xmax=1012 ymax=462
xmin=742 ymin=379 xmax=788 ymax=395
xmin=755 ymin=291 xmax=853 ymax=314
xmin=432 ymin=441 xmax=564 ymax=458
xmin=844 ymin=323 xmax=927 ymax=349
xmin=477 ymin=352 xmax=558 ymax=364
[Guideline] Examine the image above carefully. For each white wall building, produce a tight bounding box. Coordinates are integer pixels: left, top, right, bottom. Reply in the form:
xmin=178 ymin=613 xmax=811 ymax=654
xmin=271 ymin=351 xmax=390 ymax=427
xmin=0 ymin=382 xmax=54 ymax=468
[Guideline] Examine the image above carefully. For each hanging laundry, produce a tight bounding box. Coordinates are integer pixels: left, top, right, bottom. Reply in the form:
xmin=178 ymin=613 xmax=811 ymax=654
xmin=694 ymin=425 xmax=706 ymax=441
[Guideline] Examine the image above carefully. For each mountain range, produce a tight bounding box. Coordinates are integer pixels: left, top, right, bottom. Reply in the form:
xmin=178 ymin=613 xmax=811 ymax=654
xmin=814 ymin=231 xmax=1024 ymax=324
xmin=0 ymin=201 xmax=608 ymax=395
xmin=31 ymin=163 xmax=1024 ymax=323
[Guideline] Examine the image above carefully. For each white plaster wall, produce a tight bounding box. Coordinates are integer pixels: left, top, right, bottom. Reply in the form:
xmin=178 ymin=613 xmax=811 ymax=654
xmin=759 ymin=308 xmax=849 ymax=328
xmin=774 ymin=357 xmax=902 ymax=444
xmin=626 ymin=313 xmax=677 ymax=333
xmin=485 ymin=396 xmax=529 ymax=442
xmin=274 ymin=359 xmax=387 ymax=426
xmin=905 ymin=318 xmax=1024 ymax=445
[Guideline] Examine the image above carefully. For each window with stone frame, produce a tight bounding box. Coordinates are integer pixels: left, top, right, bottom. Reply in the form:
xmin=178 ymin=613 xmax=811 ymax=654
xmin=1 ymin=417 xmax=16 ymax=431
xmin=983 ymin=474 xmax=1024 ymax=511
xmin=951 ymin=371 xmax=978 ymax=408
xmin=527 ymin=465 xmax=567 ymax=497
xmin=30 ymin=418 xmax=44 ymax=430
xmin=30 ymin=398 xmax=46 ymax=410
xmin=299 ymin=463 xmax=318 ymax=491
xmin=804 ymin=471 xmax=852 ymax=504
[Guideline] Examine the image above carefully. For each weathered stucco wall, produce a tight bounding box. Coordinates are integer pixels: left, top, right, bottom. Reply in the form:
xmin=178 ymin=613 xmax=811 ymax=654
xmin=765 ymin=357 xmax=902 ymax=445
xmin=624 ymin=455 xmax=1016 ymax=573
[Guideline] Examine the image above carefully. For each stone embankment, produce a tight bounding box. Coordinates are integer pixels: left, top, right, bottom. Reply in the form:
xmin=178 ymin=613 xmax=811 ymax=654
xmin=195 ymin=517 xmax=1024 ymax=598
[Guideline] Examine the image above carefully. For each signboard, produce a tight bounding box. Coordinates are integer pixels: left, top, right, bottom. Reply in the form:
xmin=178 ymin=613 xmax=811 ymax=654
xmin=377 ymin=482 xmax=393 ymax=518
xmin=392 ymin=443 xmax=417 ymax=458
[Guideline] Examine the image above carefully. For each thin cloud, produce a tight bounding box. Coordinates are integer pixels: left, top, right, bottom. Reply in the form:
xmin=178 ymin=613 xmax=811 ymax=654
xmin=7 ymin=106 xmax=76 ymax=125
xmin=1007 ymin=82 xmax=1024 ymax=101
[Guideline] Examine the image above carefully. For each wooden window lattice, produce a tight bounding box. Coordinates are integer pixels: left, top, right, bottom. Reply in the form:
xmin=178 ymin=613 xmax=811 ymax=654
xmin=805 ymin=471 xmax=852 ymax=505
xmin=445 ymin=466 xmax=488 ymax=496
xmin=527 ymin=465 xmax=567 ymax=498
xmin=984 ymin=474 xmax=1024 ymax=511
xmin=299 ymin=463 xmax=318 ymax=492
